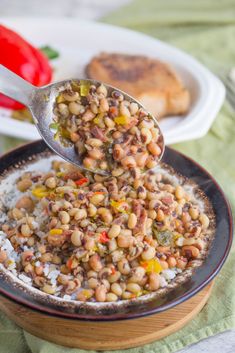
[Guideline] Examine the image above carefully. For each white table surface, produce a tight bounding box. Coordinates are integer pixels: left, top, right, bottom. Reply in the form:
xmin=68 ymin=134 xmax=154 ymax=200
xmin=0 ymin=0 xmax=234 ymax=352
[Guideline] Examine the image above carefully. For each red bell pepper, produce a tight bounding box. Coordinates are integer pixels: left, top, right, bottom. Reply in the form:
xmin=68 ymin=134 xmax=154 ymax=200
xmin=0 ymin=24 xmax=52 ymax=109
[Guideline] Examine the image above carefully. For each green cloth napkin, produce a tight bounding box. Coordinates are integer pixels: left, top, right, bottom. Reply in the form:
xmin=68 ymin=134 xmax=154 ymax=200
xmin=1 ymin=0 xmax=235 ymax=352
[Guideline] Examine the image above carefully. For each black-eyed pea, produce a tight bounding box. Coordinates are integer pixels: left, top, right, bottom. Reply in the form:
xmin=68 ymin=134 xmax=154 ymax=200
xmin=62 ymin=90 xmax=79 ymax=102
xmin=189 ymin=207 xmax=199 ymax=220
xmin=108 ymin=271 xmax=121 ymax=283
xmin=111 ymin=283 xmax=123 ymax=296
xmin=90 ymin=193 xmax=105 ymax=206
xmin=111 ymin=167 xmax=124 ymax=177
xmin=141 ymin=246 xmax=156 ymax=261
xmin=167 ymin=256 xmax=177 ymax=268
xmin=83 ymin=157 xmax=97 ymax=170
xmin=88 ymin=277 xmax=99 ymax=289
xmin=0 ymin=250 xmax=7 ymax=263
xmin=141 ymin=128 xmax=152 ymax=145
xmin=182 ymin=245 xmax=200 ymax=259
xmin=119 ymin=103 xmax=131 ymax=118
xmin=175 ymin=185 xmax=184 ymax=200
xmin=128 ymin=266 xmax=145 ymax=283
xmin=117 ymin=234 xmax=133 ymax=248
xmin=35 ymin=266 xmax=43 ymax=276
xmin=136 ymin=152 xmax=149 ymax=168
xmin=97 ymin=84 xmax=107 ymax=97
xmin=129 ymin=102 xmax=139 ymax=115
xmin=21 ymin=224 xmax=31 ymax=237
xmin=12 ymin=208 xmax=24 ymax=220
xmin=150 ymin=127 xmax=159 ymax=140
xmin=156 ymin=209 xmax=165 ymax=222
xmin=59 ymin=211 xmax=70 ymax=224
xmin=148 ymin=273 xmax=160 ymax=290
xmin=41 ymin=252 xmax=53 ymax=263
xmin=121 ymin=156 xmax=136 ymax=169
xmin=99 ymin=98 xmax=109 ymax=112
xmin=45 ymin=177 xmax=57 ymax=189
xmin=146 ymin=156 xmax=158 ymax=169
xmin=128 ymin=213 xmax=137 ymax=229
xmin=74 ymin=209 xmax=87 ymax=220
xmin=177 ymin=257 xmax=188 ymax=269
xmin=106 ymin=292 xmax=118 ymax=302
xmin=52 ymin=255 xmax=61 ymax=264
xmin=148 ymin=209 xmax=157 ymax=219
xmin=88 ymin=204 xmax=97 ymax=217
xmin=126 ymin=283 xmax=141 ymax=294
xmin=58 ymin=103 xmax=69 ymax=117
xmin=95 ymin=285 xmax=107 ymax=302
xmin=199 ymin=214 xmax=210 ymax=229
xmin=104 ymin=117 xmax=115 ymax=128
xmin=16 ymin=196 xmax=34 ymax=212
xmin=108 ymin=238 xmax=117 ymax=252
xmin=97 ymin=208 xmax=113 ymax=224
xmin=42 ymin=284 xmax=56 ymax=295
xmin=108 ymin=224 xmax=121 ymax=238
xmin=147 ymin=142 xmax=161 ymax=156
xmin=89 ymin=254 xmax=103 ymax=272
xmin=122 ymin=291 xmax=132 ymax=299
xmin=17 ymin=178 xmax=32 ymax=192
xmin=158 ymin=260 xmax=169 ymax=270
xmin=117 ymin=258 xmax=131 ymax=275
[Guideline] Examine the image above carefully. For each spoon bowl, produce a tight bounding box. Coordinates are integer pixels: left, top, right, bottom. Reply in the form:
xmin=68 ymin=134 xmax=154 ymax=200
xmin=0 ymin=65 xmax=165 ymax=175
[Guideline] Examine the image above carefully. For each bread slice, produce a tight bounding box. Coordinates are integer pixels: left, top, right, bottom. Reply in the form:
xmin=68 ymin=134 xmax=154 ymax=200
xmin=86 ymin=53 xmax=190 ymax=119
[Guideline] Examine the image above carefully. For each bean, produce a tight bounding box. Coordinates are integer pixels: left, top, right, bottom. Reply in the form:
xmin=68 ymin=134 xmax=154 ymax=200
xmin=148 ymin=210 xmax=157 ymax=219
xmin=117 ymin=258 xmax=131 ymax=275
xmin=62 ymin=90 xmax=79 ymax=102
xmin=128 ymin=213 xmax=137 ymax=229
xmin=95 ymin=285 xmax=107 ymax=302
xmin=97 ymin=208 xmax=113 ymax=224
xmin=87 ymin=138 xmax=103 ymax=147
xmin=16 ymin=196 xmax=34 ymax=212
xmin=121 ymin=156 xmax=136 ymax=169
xmin=119 ymin=104 xmax=131 ymax=118
xmin=146 ymin=157 xmax=158 ymax=169
xmin=151 ymin=127 xmax=159 ymax=140
xmin=167 ymin=256 xmax=177 ymax=268
xmin=45 ymin=177 xmax=57 ymax=189
xmin=87 ymin=277 xmax=99 ymax=289
xmin=41 ymin=253 xmax=53 ymax=263
xmin=108 ymin=238 xmax=117 ymax=252
xmin=199 ymin=214 xmax=210 ymax=229
xmin=148 ymin=273 xmax=160 ymax=290
xmin=42 ymin=284 xmax=56 ymax=295
xmin=177 ymin=258 xmax=187 ymax=269
xmin=0 ymin=250 xmax=7 ymax=263
xmin=59 ymin=211 xmax=70 ymax=224
xmin=17 ymin=179 xmax=32 ymax=192
xmin=126 ymin=283 xmax=141 ymax=293
xmin=35 ymin=266 xmax=43 ymax=275
xmin=111 ymin=283 xmax=123 ymax=296
xmin=97 ymin=84 xmax=107 ymax=96
xmin=88 ymin=148 xmax=103 ymax=160
xmin=68 ymin=102 xmax=81 ymax=115
xmin=83 ymin=157 xmax=97 ymax=169
xmin=147 ymin=142 xmax=161 ymax=156
xmin=88 ymin=204 xmax=97 ymax=217
xmin=99 ymin=98 xmax=109 ymax=112
xmin=175 ymin=185 xmax=184 ymax=200
xmin=136 ymin=152 xmax=148 ymax=168
xmin=21 ymin=224 xmax=31 ymax=237
xmin=108 ymin=224 xmax=121 ymax=238
xmin=128 ymin=266 xmax=145 ymax=283
xmin=90 ymin=194 xmax=105 ymax=206
xmin=159 ymin=260 xmax=169 ymax=270
xmin=182 ymin=245 xmax=200 ymax=259
xmin=106 ymin=292 xmax=118 ymax=302
xmin=58 ymin=103 xmax=69 ymax=117
xmin=74 ymin=209 xmax=87 ymax=220
xmin=104 ymin=117 xmax=115 ymax=128
xmin=111 ymin=168 xmax=124 ymax=177
xmin=129 ymin=102 xmax=139 ymax=115
xmin=12 ymin=208 xmax=24 ymax=220
xmin=122 ymin=291 xmax=132 ymax=299
xmin=89 ymin=254 xmax=103 ymax=272
xmin=108 ymin=271 xmax=121 ymax=283
xmin=141 ymin=128 xmax=152 ymax=144
xmin=117 ymin=234 xmax=133 ymax=248
xmin=141 ymin=246 xmax=156 ymax=260
xmin=84 ymin=237 xmax=95 ymax=251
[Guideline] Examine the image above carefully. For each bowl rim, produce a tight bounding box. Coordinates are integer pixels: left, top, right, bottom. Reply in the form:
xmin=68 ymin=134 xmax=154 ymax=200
xmin=0 ymin=140 xmax=233 ymax=321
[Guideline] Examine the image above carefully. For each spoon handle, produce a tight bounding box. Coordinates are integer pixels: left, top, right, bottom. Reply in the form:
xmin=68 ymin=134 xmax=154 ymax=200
xmin=0 ymin=64 xmax=36 ymax=107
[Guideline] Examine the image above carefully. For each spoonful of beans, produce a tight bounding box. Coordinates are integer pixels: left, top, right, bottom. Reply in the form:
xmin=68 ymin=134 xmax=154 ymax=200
xmin=0 ymin=64 xmax=165 ymax=176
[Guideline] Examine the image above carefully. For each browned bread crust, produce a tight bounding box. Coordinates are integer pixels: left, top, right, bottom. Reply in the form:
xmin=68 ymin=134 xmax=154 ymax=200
xmin=86 ymin=53 xmax=190 ymax=119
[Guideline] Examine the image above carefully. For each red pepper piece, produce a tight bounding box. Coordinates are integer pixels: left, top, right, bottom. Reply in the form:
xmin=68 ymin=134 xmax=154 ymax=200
xmin=0 ymin=25 xmax=52 ymax=109
xmin=99 ymin=231 xmax=109 ymax=244
xmin=75 ymin=177 xmax=88 ymax=186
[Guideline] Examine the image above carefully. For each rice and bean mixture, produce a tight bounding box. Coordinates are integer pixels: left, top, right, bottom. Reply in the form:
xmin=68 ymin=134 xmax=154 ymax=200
xmin=0 ymin=158 xmax=212 ymax=303
xmin=51 ymin=81 xmax=163 ymax=173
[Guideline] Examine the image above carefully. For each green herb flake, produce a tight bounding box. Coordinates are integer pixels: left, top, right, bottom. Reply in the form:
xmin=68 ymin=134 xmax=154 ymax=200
xmin=40 ymin=46 xmax=59 ymax=60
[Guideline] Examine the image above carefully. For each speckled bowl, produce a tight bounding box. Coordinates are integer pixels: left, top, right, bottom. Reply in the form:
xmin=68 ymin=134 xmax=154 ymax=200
xmin=0 ymin=140 xmax=233 ymax=321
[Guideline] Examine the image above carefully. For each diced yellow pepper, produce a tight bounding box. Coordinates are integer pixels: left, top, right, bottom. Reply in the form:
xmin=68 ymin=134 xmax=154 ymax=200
xmin=81 ymin=290 xmax=93 ymax=299
xmin=110 ymin=199 xmax=127 ymax=213
xmin=49 ymin=229 xmax=63 ymax=235
xmin=140 ymin=259 xmax=163 ymax=274
xmin=80 ymin=81 xmax=90 ymax=96
xmin=56 ymin=95 xmax=64 ymax=104
xmin=32 ymin=186 xmax=49 ymax=198
xmin=114 ymin=115 xmax=130 ymax=125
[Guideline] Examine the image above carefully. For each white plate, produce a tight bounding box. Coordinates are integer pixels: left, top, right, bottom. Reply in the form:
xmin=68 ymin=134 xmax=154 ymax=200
xmin=0 ymin=17 xmax=225 ymax=144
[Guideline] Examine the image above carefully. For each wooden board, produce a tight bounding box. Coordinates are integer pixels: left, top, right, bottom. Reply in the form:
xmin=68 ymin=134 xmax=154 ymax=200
xmin=0 ymin=283 xmax=213 ymax=350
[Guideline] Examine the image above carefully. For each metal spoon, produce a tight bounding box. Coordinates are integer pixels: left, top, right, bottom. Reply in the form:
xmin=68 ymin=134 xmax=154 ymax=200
xmin=0 ymin=64 xmax=165 ymax=175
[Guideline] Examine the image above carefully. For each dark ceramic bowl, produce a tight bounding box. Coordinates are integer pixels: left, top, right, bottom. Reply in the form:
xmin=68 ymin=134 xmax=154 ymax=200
xmin=0 ymin=140 xmax=233 ymax=321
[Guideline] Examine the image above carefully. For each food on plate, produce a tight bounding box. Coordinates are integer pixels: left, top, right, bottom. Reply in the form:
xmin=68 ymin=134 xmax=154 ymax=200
xmin=86 ymin=53 xmax=190 ymax=119
xmin=0 ymin=24 xmax=53 ymax=110
xmin=52 ymin=81 xmax=164 ymax=173
xmin=0 ymin=156 xmax=214 ymax=303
